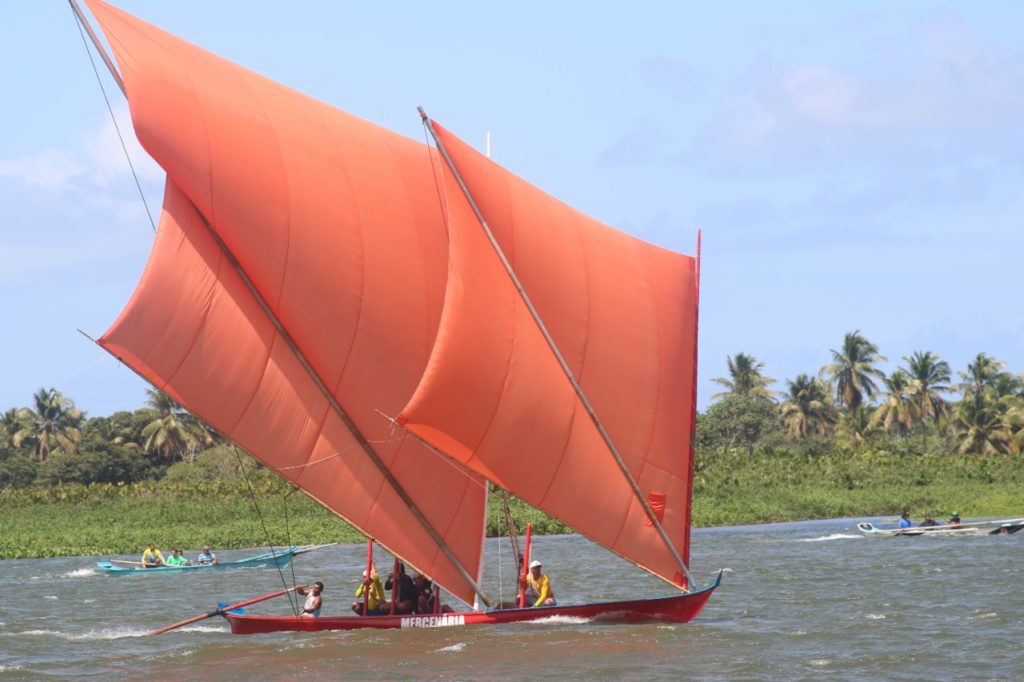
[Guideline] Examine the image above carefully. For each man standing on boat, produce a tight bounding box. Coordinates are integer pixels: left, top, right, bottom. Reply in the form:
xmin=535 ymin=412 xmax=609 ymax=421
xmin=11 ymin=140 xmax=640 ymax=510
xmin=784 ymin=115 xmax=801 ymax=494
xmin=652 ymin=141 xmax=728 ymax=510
xmin=142 ymin=543 xmax=165 ymax=568
xmin=525 ymin=560 xmax=556 ymax=607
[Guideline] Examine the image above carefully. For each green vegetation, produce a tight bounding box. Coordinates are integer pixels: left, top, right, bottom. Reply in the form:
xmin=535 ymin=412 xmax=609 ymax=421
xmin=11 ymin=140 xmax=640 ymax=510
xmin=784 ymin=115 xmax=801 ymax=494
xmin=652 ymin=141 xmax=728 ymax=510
xmin=2 ymin=331 xmax=1023 ymax=560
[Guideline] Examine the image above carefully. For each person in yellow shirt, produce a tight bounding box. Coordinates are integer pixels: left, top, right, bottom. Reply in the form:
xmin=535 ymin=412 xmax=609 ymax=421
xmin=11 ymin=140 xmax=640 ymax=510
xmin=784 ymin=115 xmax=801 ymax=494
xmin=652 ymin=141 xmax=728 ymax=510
xmin=525 ymin=559 xmax=556 ymax=607
xmin=351 ymin=566 xmax=386 ymax=615
xmin=142 ymin=543 xmax=165 ymax=568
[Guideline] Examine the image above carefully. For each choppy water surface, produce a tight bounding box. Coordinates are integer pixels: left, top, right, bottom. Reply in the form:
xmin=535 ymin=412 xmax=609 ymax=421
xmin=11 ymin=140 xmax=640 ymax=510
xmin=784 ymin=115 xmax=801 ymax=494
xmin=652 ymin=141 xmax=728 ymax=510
xmin=1 ymin=518 xmax=1021 ymax=680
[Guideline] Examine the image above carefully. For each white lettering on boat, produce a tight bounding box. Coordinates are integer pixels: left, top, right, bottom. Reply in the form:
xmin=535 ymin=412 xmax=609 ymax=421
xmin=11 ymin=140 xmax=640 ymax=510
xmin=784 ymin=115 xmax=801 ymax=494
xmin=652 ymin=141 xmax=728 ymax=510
xmin=399 ymin=615 xmax=466 ymax=628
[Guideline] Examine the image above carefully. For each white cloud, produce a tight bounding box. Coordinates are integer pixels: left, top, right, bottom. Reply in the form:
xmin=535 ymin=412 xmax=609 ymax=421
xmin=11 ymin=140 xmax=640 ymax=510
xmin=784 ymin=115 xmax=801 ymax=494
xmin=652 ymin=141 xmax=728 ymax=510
xmin=692 ymin=17 xmax=1024 ymax=175
xmin=83 ymin=104 xmax=163 ymax=186
xmin=0 ymin=149 xmax=83 ymax=190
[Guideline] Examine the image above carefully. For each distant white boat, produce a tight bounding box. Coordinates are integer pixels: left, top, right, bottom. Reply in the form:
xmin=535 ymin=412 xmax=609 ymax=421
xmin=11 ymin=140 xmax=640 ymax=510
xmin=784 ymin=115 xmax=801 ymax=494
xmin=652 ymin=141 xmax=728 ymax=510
xmin=857 ymin=518 xmax=1024 ymax=538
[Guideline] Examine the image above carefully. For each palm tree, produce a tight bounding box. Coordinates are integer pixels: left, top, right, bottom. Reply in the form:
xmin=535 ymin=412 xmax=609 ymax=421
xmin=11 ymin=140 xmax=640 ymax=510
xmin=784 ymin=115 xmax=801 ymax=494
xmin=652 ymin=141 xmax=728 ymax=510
xmin=141 ymin=389 xmax=211 ymax=461
xmin=1 ymin=408 xmax=23 ymax=449
xmin=871 ymin=369 xmax=916 ymax=444
xmin=778 ymin=374 xmax=836 ymax=439
xmin=954 ymin=354 xmax=1019 ymax=454
xmin=711 ymin=353 xmax=776 ymax=401
xmin=12 ymin=388 xmax=84 ymax=462
xmin=953 ymin=397 xmax=1011 ymax=455
xmin=822 ymin=330 xmax=887 ymax=410
xmin=903 ymin=350 xmax=951 ymax=451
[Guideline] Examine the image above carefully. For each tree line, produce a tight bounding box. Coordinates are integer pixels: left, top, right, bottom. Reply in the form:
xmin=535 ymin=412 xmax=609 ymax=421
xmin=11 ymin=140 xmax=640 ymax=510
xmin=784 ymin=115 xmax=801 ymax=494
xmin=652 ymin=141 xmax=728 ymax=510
xmin=0 ymin=387 xmax=220 ymax=488
xmin=699 ymin=330 xmax=1023 ymax=458
xmin=3 ymin=330 xmax=1021 ymax=489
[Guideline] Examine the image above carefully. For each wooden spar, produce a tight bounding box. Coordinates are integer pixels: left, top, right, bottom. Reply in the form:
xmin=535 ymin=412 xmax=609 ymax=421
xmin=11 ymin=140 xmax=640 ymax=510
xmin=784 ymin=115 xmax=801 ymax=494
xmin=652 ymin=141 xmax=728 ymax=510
xmin=108 ymin=559 xmax=149 ymax=566
xmin=70 ymin=7 xmax=492 ymax=610
xmin=683 ymin=230 xmax=702 ymax=588
xmin=418 ymin=107 xmax=697 ymax=590
xmin=148 ymin=584 xmax=305 ymax=636
xmin=68 ymin=0 xmax=125 ymax=96
xmin=518 ymin=523 xmax=532 ymax=608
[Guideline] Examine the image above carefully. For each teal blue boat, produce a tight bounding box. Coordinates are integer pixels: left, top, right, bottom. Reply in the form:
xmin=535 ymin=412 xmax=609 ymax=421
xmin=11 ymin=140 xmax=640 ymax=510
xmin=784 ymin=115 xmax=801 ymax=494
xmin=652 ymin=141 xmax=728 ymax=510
xmin=96 ymin=544 xmax=332 ymax=575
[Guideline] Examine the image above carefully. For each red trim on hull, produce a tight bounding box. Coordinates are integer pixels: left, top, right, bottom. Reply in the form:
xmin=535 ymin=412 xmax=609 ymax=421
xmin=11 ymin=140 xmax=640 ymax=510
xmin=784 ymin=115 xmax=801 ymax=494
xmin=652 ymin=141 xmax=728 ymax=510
xmin=223 ymin=572 xmax=722 ymax=634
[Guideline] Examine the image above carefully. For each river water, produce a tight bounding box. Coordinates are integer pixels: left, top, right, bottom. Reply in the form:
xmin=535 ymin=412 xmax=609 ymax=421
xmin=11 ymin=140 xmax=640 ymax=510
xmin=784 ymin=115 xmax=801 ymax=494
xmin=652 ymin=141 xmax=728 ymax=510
xmin=1 ymin=518 xmax=1021 ymax=681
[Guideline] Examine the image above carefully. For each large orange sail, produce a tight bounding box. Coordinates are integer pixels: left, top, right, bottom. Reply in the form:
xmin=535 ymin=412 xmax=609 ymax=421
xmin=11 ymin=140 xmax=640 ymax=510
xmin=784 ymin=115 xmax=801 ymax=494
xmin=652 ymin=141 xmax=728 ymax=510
xmin=399 ymin=124 xmax=698 ymax=586
xmin=83 ymin=0 xmax=487 ymax=604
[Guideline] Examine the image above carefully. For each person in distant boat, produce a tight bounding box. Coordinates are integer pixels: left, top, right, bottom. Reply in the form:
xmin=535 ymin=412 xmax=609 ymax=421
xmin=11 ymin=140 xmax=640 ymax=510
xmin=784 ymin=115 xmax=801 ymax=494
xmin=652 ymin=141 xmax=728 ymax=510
xmin=898 ymin=512 xmax=912 ymax=528
xmin=165 ymin=548 xmax=190 ymax=566
xmin=384 ymin=562 xmax=416 ymax=614
xmin=524 ymin=559 xmax=556 ymax=607
xmin=297 ymin=581 xmax=324 ymax=617
xmin=195 ymin=546 xmax=218 ymax=565
xmin=919 ymin=514 xmax=939 ymax=527
xmin=142 ymin=543 xmax=165 ymax=568
xmin=947 ymin=512 xmax=962 ymax=525
xmin=352 ymin=566 xmax=385 ymax=616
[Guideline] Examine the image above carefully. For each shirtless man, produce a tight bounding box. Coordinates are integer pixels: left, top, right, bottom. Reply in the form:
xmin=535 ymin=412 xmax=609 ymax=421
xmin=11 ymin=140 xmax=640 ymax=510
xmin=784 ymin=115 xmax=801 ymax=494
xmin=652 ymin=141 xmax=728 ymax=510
xmin=297 ymin=582 xmax=324 ymax=617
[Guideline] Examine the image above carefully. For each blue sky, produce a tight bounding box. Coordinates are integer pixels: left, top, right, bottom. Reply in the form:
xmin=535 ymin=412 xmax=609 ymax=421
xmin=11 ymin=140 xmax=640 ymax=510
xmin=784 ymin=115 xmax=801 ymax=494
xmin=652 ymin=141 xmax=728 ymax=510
xmin=3 ymin=1 xmax=1022 ymax=417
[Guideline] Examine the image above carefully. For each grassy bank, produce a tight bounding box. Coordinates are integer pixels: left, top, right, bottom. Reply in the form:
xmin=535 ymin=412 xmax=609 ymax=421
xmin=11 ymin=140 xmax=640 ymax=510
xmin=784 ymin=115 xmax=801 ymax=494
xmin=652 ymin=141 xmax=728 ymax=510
xmin=3 ymin=452 xmax=1023 ymax=559
xmin=692 ymin=450 xmax=1024 ymax=525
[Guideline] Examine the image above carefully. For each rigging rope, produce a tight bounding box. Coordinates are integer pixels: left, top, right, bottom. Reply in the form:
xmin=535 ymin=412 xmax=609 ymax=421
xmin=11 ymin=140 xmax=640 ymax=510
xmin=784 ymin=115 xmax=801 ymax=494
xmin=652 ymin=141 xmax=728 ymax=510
xmin=232 ymin=446 xmax=301 ymax=616
xmin=70 ymin=3 xmax=157 ymax=233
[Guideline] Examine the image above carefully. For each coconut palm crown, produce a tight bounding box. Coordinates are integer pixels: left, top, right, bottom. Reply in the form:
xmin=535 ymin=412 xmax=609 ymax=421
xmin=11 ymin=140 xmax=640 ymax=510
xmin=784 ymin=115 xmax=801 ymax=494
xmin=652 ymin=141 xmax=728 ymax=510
xmin=822 ymin=330 xmax=887 ymax=410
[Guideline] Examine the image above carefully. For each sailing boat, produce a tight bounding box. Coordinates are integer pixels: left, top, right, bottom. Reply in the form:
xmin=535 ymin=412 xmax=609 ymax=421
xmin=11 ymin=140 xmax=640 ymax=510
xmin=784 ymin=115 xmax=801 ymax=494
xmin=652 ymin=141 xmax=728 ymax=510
xmin=72 ymin=0 xmax=721 ymax=633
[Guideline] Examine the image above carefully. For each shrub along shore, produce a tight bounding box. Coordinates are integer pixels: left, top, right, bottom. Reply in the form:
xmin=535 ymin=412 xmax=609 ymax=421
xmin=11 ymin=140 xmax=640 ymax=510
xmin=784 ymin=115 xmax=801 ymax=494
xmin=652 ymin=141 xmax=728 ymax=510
xmin=3 ymin=450 xmax=1022 ymax=560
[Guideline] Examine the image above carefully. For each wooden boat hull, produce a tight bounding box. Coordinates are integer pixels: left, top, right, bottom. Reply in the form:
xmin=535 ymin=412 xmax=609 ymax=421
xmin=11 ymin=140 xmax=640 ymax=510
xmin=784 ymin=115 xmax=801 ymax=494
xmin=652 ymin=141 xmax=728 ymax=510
xmin=96 ymin=547 xmax=300 ymax=575
xmin=222 ymin=572 xmax=721 ymax=634
xmin=857 ymin=519 xmax=1024 ymax=538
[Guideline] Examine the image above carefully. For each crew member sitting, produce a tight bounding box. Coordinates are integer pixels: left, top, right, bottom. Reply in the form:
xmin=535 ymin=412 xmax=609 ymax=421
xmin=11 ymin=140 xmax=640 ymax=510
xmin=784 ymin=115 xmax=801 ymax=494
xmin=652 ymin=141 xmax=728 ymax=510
xmin=195 ymin=546 xmax=218 ymax=565
xmin=898 ymin=512 xmax=912 ymax=528
xmin=165 ymin=548 xmax=190 ymax=566
xmin=524 ymin=559 xmax=556 ymax=607
xmin=947 ymin=511 xmax=962 ymax=525
xmin=142 ymin=543 xmax=165 ymax=568
xmin=384 ymin=562 xmax=416 ymax=614
xmin=919 ymin=514 xmax=939 ymax=527
xmin=352 ymin=567 xmax=385 ymax=616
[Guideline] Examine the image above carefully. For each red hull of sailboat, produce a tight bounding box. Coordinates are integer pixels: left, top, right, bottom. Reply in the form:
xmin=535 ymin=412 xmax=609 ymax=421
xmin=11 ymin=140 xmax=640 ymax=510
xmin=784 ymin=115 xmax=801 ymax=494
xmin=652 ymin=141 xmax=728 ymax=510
xmin=223 ymin=573 xmax=721 ymax=634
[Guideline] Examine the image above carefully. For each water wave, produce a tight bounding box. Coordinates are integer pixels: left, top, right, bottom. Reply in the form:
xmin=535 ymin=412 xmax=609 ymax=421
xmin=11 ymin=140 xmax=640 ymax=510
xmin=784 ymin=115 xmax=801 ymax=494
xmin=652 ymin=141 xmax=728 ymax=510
xmin=799 ymin=533 xmax=860 ymax=542
xmin=177 ymin=624 xmax=228 ymax=633
xmin=435 ymin=643 xmax=466 ymax=653
xmin=524 ymin=615 xmax=593 ymax=625
xmin=5 ymin=627 xmax=150 ymax=640
xmin=863 ymin=613 xmax=886 ymax=620
xmin=967 ymin=611 xmax=997 ymax=621
xmin=65 ymin=568 xmax=96 ymax=578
